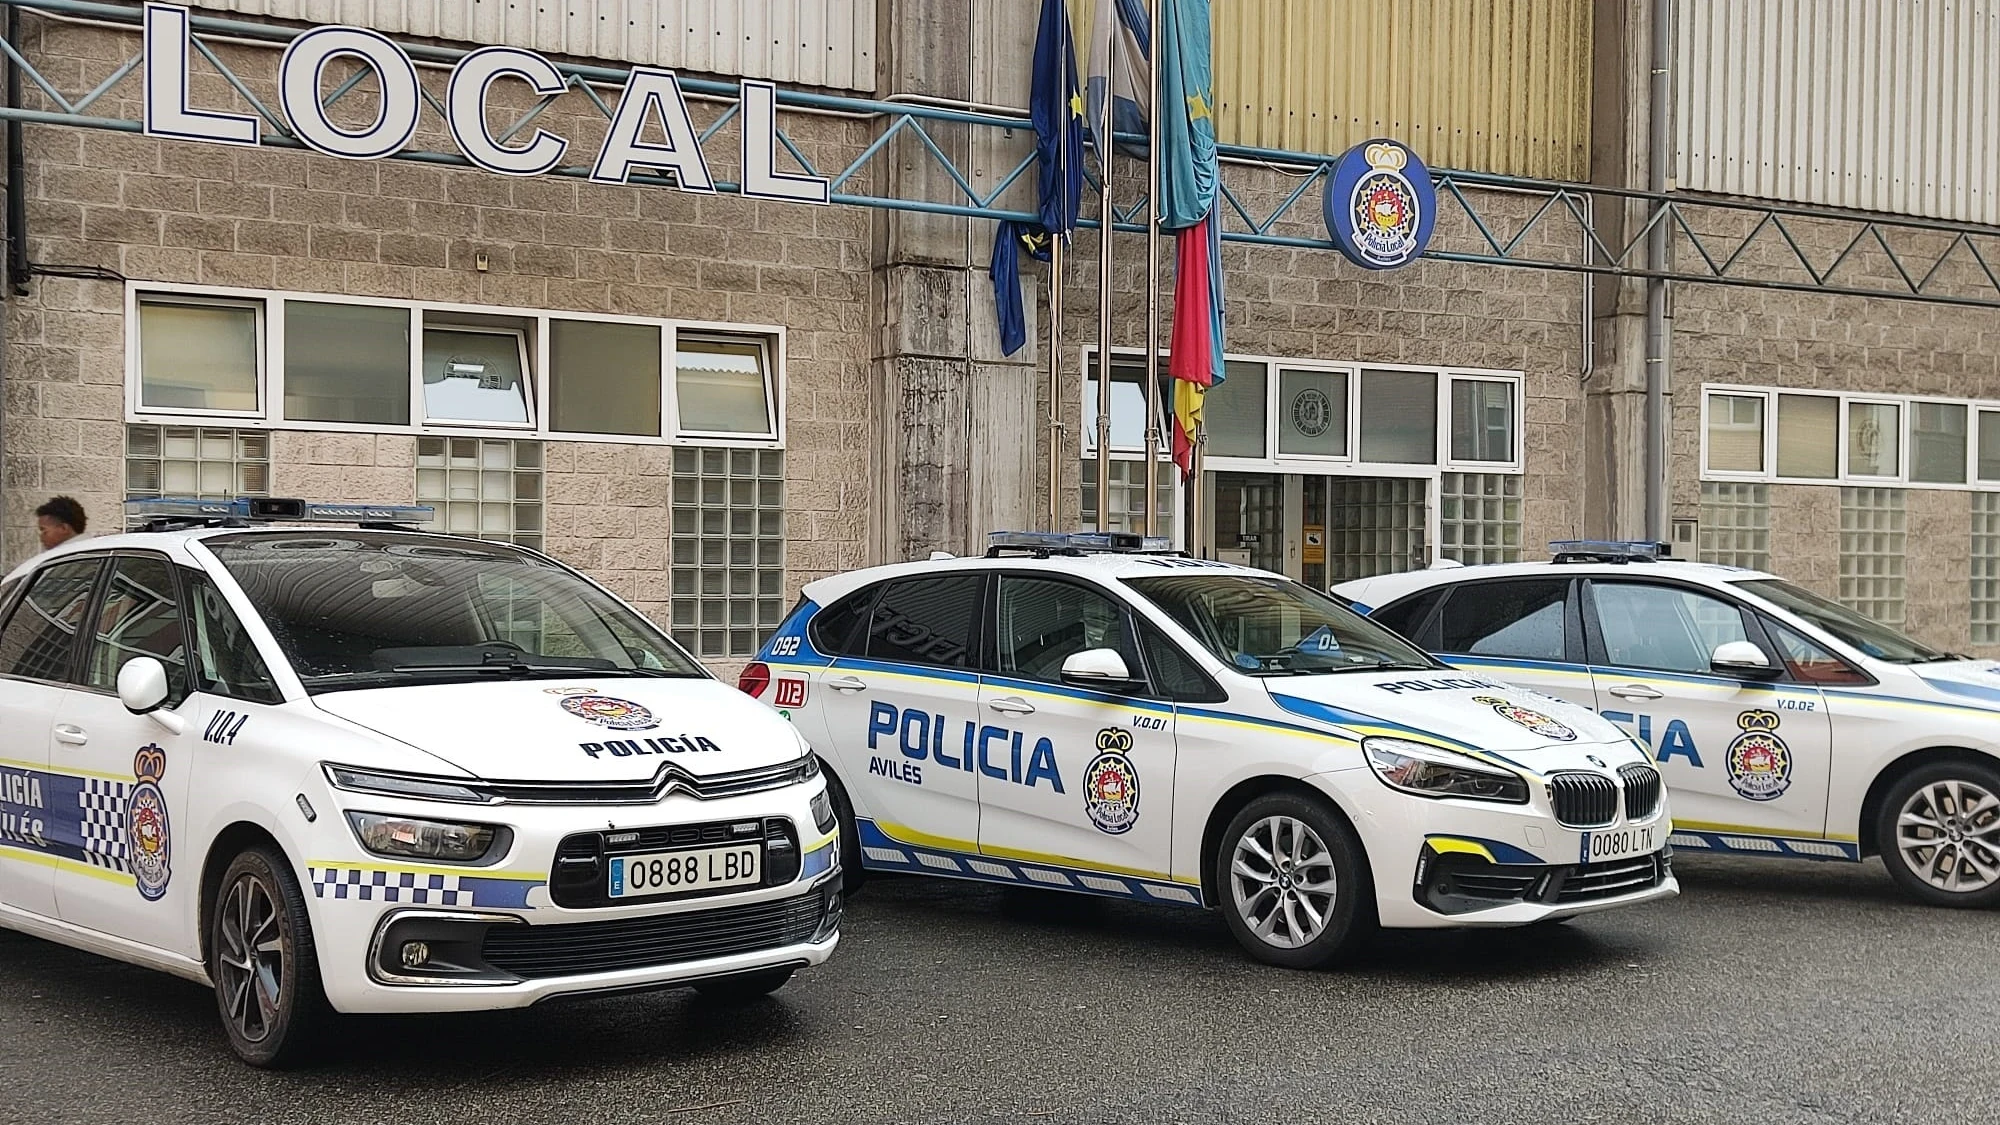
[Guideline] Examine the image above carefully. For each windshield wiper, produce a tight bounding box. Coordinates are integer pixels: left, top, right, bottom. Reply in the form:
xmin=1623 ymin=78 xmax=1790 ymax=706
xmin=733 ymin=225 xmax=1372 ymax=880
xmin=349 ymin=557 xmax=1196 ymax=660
xmin=1321 ymin=659 xmax=1437 ymax=674
xmin=1912 ymin=652 xmax=1973 ymax=664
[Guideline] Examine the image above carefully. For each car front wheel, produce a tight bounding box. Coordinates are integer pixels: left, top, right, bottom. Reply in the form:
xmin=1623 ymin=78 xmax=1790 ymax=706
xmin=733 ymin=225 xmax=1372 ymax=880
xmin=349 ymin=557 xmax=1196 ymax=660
xmin=208 ymin=845 xmax=329 ymax=1067
xmin=1216 ymin=792 xmax=1374 ymax=968
xmin=1876 ymin=759 xmax=2000 ymax=909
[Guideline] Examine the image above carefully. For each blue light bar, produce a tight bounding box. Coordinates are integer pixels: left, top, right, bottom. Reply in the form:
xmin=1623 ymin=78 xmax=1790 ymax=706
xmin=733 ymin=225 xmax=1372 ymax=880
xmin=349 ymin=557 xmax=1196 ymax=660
xmin=1549 ymin=539 xmax=1671 ymax=560
xmin=125 ymin=497 xmax=436 ymax=523
xmin=988 ymin=531 xmax=1172 ymax=553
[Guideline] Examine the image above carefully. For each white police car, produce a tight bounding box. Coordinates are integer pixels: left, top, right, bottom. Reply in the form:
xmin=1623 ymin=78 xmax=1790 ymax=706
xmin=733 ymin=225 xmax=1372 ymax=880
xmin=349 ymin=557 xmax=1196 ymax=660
xmin=740 ymin=532 xmax=1677 ymax=969
xmin=1335 ymin=540 xmax=2000 ymax=909
xmin=0 ymin=499 xmax=838 ymax=1067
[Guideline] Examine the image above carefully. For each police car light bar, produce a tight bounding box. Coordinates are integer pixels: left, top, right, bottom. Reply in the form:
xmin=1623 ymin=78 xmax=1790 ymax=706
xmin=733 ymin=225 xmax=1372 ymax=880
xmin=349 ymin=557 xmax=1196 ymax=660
xmin=986 ymin=531 xmax=1174 ymax=556
xmin=1549 ymin=539 xmax=1672 ymax=564
xmin=126 ymin=497 xmax=436 ymax=525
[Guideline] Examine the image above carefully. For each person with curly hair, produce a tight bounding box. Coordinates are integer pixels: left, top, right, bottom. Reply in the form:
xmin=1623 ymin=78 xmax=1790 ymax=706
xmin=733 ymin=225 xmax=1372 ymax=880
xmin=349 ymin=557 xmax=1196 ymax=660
xmin=34 ymin=495 xmax=85 ymax=551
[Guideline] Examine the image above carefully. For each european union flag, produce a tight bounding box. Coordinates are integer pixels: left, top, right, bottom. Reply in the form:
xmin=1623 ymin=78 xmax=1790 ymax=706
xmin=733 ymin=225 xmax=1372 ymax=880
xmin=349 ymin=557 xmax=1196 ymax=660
xmin=994 ymin=0 xmax=1085 ymax=357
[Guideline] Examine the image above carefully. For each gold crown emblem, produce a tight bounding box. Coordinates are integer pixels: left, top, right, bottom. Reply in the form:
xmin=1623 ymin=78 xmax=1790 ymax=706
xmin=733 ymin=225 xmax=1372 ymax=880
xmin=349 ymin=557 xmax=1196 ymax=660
xmin=133 ymin=745 xmax=167 ymax=784
xmin=1736 ymin=709 xmax=1781 ymax=733
xmin=1096 ymin=727 xmax=1134 ymax=753
xmin=1364 ymin=142 xmax=1409 ymax=172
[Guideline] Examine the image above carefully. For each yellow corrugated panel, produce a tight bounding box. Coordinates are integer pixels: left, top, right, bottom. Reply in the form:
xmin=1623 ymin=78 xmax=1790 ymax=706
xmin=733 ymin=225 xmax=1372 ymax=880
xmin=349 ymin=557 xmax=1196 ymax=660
xmin=1213 ymin=0 xmax=1592 ymax=178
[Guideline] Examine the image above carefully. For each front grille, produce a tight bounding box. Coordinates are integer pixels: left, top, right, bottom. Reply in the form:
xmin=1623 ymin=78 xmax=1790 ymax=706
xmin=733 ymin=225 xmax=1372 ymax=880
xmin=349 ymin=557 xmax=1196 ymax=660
xmin=1619 ymin=763 xmax=1663 ymax=820
xmin=1547 ymin=771 xmax=1618 ymax=828
xmin=475 ymin=758 xmax=814 ymax=805
xmin=1553 ymin=853 xmax=1665 ymax=903
xmin=550 ymin=817 xmax=800 ymax=908
xmin=481 ymin=894 xmax=824 ymax=979
xmin=1434 ymin=861 xmax=1540 ymax=902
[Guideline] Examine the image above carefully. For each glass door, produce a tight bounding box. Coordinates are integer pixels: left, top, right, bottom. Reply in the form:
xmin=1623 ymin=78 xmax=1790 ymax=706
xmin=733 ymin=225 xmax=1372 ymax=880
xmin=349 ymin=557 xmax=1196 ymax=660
xmin=1212 ymin=472 xmax=1286 ymax=574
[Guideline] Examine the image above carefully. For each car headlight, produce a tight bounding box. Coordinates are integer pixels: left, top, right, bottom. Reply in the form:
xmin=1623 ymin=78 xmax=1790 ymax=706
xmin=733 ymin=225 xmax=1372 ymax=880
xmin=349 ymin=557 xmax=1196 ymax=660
xmin=809 ymin=788 xmax=837 ymax=835
xmin=346 ymin=811 xmax=503 ymax=862
xmin=324 ymin=763 xmax=489 ymax=804
xmin=1363 ymin=736 xmax=1529 ymax=804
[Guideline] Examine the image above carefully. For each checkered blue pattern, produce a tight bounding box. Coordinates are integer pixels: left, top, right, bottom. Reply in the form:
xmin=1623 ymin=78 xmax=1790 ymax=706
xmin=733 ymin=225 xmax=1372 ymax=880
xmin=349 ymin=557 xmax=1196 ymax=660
xmin=309 ymin=867 xmax=470 ymax=906
xmin=76 ymin=778 xmax=130 ymax=874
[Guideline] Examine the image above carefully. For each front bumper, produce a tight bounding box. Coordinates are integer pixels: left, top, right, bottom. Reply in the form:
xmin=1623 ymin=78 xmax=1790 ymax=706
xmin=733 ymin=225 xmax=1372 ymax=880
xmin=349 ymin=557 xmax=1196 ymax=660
xmin=1416 ymin=844 xmax=1677 ymax=921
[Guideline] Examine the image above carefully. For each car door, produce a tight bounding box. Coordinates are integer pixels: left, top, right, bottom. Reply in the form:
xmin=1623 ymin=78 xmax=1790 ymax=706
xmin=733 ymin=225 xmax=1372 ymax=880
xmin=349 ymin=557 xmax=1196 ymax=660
xmin=1582 ymin=578 xmax=1832 ymax=839
xmin=50 ymin=553 xmax=199 ymax=951
xmin=1421 ymin=576 xmax=1594 ymax=710
xmin=815 ymin=573 xmax=988 ymax=855
xmin=0 ymin=558 xmax=105 ymax=920
xmin=976 ymin=574 xmax=1177 ymax=881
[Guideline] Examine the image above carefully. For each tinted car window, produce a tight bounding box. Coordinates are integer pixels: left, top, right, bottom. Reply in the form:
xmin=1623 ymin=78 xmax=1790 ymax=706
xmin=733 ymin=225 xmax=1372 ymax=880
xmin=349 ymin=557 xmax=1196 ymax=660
xmin=863 ymin=576 xmax=982 ymax=669
xmin=1591 ymin=582 xmax=1752 ymax=675
xmin=993 ymin=576 xmax=1140 ymax=685
xmin=1438 ymin=578 xmax=1569 ymax=661
xmin=809 ymin=589 xmax=876 ymax=657
xmin=185 ymin=572 xmax=283 ymax=704
xmin=1767 ymin=620 xmax=1871 ymax=685
xmin=1138 ymin=621 xmax=1224 ymax=703
xmin=1368 ymin=587 xmax=1445 ymax=642
xmin=0 ymin=558 xmax=102 ymax=683
xmin=84 ymin=556 xmax=189 ymax=702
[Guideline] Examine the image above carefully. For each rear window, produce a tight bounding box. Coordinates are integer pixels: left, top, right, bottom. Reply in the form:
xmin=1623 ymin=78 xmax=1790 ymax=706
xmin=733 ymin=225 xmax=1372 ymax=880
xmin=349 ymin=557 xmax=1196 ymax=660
xmin=1437 ymin=578 xmax=1570 ymax=662
xmin=862 ymin=576 xmax=983 ymax=669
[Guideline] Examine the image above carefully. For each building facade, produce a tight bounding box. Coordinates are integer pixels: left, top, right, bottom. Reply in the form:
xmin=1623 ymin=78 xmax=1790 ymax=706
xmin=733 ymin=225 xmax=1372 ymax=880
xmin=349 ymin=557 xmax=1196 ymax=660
xmin=2 ymin=0 xmax=1997 ymax=669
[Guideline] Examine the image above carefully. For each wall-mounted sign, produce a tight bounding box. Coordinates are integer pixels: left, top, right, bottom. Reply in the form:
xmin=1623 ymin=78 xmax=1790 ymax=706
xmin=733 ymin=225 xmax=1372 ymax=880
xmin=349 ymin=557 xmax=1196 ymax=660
xmin=139 ymin=2 xmax=830 ymax=205
xmin=1302 ymin=526 xmax=1325 ymax=565
xmin=1323 ymin=138 xmax=1435 ymax=270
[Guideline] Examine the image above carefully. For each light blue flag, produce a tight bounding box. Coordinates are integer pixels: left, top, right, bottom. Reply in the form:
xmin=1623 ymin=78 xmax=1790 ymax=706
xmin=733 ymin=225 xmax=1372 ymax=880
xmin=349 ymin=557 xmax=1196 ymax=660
xmin=1157 ymin=0 xmax=1216 ymax=231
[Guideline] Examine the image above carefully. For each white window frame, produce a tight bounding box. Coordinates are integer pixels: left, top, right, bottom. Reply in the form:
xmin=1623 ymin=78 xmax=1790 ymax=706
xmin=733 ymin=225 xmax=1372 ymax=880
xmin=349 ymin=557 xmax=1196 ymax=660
xmin=419 ymin=317 xmax=537 ymax=432
xmin=125 ymin=291 xmax=269 ymax=421
xmin=1701 ymin=383 xmax=2000 ymax=491
xmin=124 ymin=283 xmax=787 ymax=450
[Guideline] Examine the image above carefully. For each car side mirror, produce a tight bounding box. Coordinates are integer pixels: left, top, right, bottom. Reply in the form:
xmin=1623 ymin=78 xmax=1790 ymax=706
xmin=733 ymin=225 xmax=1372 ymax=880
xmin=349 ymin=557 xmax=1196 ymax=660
xmin=117 ymin=657 xmax=187 ymax=734
xmin=1711 ymin=641 xmax=1779 ymax=678
xmin=1059 ymin=648 xmax=1140 ymax=693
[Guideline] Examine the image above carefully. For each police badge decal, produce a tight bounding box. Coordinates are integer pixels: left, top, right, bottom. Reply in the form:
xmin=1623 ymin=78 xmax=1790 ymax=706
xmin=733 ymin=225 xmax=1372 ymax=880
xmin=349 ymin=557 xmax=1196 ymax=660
xmin=1471 ymin=695 xmax=1578 ymax=742
xmin=559 ymin=694 xmax=660 ymax=731
xmin=1726 ymin=710 xmax=1792 ymax=801
xmin=127 ymin=745 xmax=172 ymax=901
xmin=1083 ymin=728 xmax=1141 ymax=835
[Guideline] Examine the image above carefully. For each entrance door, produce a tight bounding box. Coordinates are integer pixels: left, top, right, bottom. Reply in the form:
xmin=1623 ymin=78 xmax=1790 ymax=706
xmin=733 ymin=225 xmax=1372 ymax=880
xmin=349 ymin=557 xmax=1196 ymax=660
xmin=1211 ymin=473 xmax=1286 ymax=574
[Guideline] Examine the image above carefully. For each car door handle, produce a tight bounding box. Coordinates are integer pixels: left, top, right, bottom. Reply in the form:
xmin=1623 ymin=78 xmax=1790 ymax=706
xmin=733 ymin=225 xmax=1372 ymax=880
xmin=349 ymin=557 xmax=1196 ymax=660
xmin=826 ymin=675 xmax=867 ymax=693
xmin=1607 ymin=684 xmax=1664 ymax=701
xmin=987 ymin=696 xmax=1036 ymax=716
xmin=52 ymin=724 xmax=88 ymax=746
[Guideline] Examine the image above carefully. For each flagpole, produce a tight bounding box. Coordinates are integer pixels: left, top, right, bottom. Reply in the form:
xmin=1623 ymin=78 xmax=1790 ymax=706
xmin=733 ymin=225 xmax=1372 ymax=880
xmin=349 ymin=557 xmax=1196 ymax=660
xmin=1047 ymin=236 xmax=1065 ymax=531
xmin=1093 ymin=36 xmax=1115 ymax=533
xmin=1141 ymin=0 xmax=1163 ymax=540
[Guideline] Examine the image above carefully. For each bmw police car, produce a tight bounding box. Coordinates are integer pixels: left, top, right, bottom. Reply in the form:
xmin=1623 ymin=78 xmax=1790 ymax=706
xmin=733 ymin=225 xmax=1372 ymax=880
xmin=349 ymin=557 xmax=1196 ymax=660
xmin=1336 ymin=540 xmax=2000 ymax=909
xmin=740 ymin=532 xmax=1677 ymax=969
xmin=0 ymin=498 xmax=839 ymax=1067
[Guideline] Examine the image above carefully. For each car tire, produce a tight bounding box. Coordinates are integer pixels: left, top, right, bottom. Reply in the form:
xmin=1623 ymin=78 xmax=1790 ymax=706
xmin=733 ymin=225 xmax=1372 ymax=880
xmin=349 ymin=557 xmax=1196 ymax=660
xmin=822 ymin=763 xmax=867 ymax=897
xmin=208 ymin=844 xmax=330 ymax=1068
xmin=1215 ymin=792 xmax=1374 ymax=969
xmin=693 ymin=967 xmax=795 ymax=1001
xmin=1875 ymin=758 xmax=2000 ymax=909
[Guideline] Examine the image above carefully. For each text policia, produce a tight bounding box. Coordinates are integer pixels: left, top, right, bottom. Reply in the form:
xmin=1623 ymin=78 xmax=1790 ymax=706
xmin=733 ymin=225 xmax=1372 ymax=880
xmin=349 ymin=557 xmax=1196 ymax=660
xmin=139 ymin=2 xmax=832 ymax=203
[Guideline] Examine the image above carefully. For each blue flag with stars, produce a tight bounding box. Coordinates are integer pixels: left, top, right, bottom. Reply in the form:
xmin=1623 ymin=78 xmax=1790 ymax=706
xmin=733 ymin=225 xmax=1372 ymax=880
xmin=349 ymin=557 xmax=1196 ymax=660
xmin=994 ymin=0 xmax=1086 ymax=357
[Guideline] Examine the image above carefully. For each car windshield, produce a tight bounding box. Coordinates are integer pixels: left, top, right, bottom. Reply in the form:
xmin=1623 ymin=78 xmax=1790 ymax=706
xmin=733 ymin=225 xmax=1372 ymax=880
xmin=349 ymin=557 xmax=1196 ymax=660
xmin=1124 ymin=573 xmax=1440 ymax=676
xmin=204 ymin=532 xmax=705 ymax=692
xmin=1735 ymin=577 xmax=1947 ymax=664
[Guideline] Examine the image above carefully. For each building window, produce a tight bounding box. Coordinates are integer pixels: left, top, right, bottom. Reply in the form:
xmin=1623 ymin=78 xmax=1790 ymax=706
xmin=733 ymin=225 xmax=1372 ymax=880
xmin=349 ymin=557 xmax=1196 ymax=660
xmin=1448 ymin=379 xmax=1515 ymax=463
xmin=1706 ymin=386 xmax=2000 ymax=491
xmin=676 ymin=336 xmax=775 ymax=438
xmin=1698 ymin=482 xmax=1770 ymax=570
xmin=1437 ymin=472 xmax=1521 ymax=564
xmin=1205 ymin=360 xmax=1270 ymax=458
xmin=1277 ymin=368 xmax=1349 ymax=458
xmin=135 ymin=297 xmax=261 ymax=415
xmin=1775 ymin=394 xmax=1838 ymax=479
xmin=1081 ymin=458 xmax=1176 ymax=536
xmin=1358 ymin=369 xmax=1438 ymax=465
xmin=1980 ymin=410 xmax=2000 ymax=483
xmin=1840 ymin=487 xmax=1905 ymax=626
xmin=551 ymin=319 xmax=660 ymax=437
xmin=283 ymin=301 xmax=411 ymax=425
xmin=1706 ymin=393 xmax=1765 ymax=473
xmin=672 ymin=448 xmax=785 ymax=660
xmin=425 ymin=319 xmax=534 ymax=427
xmin=1975 ymin=494 xmax=2000 ymax=645
xmin=1327 ymin=477 xmax=1426 ymax=582
xmin=125 ymin=424 xmax=270 ymax=510
xmin=1847 ymin=401 xmax=1901 ymax=478
xmin=415 ymin=437 xmax=544 ymax=550
xmin=1910 ymin=401 xmax=1968 ymax=484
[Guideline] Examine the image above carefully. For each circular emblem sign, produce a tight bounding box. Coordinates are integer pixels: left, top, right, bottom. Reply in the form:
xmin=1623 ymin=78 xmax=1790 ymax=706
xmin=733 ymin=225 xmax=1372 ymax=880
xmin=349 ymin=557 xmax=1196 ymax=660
xmin=1083 ymin=727 xmax=1141 ymax=835
xmin=1324 ymin=139 xmax=1436 ymax=270
xmin=560 ymin=694 xmax=659 ymax=731
xmin=1290 ymin=388 xmax=1333 ymax=438
xmin=1726 ymin=710 xmax=1792 ymax=801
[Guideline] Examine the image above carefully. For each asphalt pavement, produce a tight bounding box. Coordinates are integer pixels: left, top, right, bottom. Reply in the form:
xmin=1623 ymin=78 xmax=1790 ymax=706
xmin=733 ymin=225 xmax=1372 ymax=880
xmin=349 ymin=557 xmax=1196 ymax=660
xmin=2 ymin=854 xmax=1996 ymax=1125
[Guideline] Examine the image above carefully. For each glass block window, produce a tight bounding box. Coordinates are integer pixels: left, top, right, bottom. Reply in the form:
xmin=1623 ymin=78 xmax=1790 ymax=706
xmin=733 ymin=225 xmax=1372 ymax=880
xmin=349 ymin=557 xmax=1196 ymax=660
xmin=672 ymin=448 xmax=786 ymax=660
xmin=1840 ymin=487 xmax=1906 ymax=627
xmin=1974 ymin=494 xmax=2000 ymax=645
xmin=1080 ymin=458 xmax=1176 ymax=536
xmin=415 ymin=437 xmax=544 ymax=550
xmin=125 ymin=425 xmax=270 ymax=518
xmin=1698 ymin=482 xmax=1771 ymax=570
xmin=1437 ymin=472 xmax=1522 ymax=564
xmin=1326 ymin=477 xmax=1427 ymax=583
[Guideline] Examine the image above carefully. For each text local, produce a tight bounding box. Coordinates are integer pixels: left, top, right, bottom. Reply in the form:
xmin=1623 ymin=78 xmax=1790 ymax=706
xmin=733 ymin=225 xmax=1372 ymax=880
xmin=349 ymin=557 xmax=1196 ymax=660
xmin=139 ymin=2 xmax=832 ymax=204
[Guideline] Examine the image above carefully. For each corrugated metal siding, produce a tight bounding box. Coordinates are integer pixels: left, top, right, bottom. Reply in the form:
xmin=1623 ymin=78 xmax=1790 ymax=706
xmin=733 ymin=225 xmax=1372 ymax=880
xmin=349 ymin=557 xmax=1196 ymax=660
xmin=1211 ymin=0 xmax=1592 ymax=179
xmin=1677 ymin=0 xmax=1999 ymax=224
xmin=210 ymin=0 xmax=877 ymax=91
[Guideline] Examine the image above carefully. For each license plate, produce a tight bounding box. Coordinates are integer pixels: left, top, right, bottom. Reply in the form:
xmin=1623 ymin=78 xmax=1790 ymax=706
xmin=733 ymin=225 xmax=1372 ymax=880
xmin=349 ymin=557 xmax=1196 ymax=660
xmin=608 ymin=844 xmax=761 ymax=898
xmin=1580 ymin=825 xmax=1656 ymax=863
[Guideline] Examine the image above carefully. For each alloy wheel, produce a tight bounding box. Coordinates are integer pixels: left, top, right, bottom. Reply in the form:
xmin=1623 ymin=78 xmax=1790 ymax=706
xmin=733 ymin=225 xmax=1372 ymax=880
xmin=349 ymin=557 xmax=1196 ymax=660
xmin=1229 ymin=815 xmax=1339 ymax=949
xmin=215 ymin=871 xmax=287 ymax=1045
xmin=1895 ymin=779 xmax=2000 ymax=893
